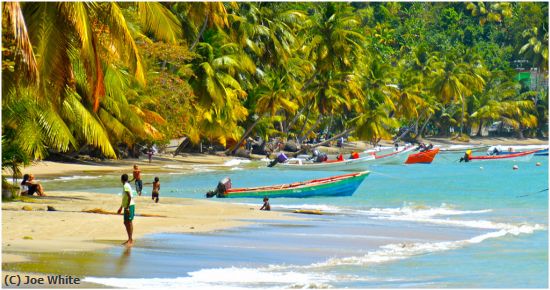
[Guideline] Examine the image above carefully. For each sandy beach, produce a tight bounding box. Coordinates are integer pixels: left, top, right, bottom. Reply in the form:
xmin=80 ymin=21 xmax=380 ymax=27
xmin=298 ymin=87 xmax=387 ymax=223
xmin=2 ymin=191 xmax=293 ymax=258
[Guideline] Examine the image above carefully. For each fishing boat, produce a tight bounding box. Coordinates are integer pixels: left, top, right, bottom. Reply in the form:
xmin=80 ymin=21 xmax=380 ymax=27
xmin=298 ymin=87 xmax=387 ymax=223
xmin=405 ymin=148 xmax=440 ymax=164
xmin=534 ymin=149 xmax=548 ymax=156
xmin=206 ymin=171 xmax=369 ymax=198
xmin=278 ymin=155 xmax=376 ymax=171
xmin=467 ymin=149 xmax=539 ymax=161
xmin=372 ymin=146 xmax=416 ymax=164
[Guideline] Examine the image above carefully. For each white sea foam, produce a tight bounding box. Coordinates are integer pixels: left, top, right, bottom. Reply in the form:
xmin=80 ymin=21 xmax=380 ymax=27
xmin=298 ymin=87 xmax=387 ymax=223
xmin=163 ymin=165 xmax=186 ymax=169
xmin=84 ymin=267 xmax=335 ymax=289
xmin=223 ymin=159 xmax=251 ymax=167
xmin=47 ymin=175 xmax=102 ymax=181
xmin=360 ymin=205 xmax=493 ymax=218
xmin=303 ymin=224 xmax=544 ymax=269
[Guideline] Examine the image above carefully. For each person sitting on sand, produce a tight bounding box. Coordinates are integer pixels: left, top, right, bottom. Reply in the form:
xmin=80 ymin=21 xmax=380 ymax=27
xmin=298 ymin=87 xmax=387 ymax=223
xmin=260 ymin=196 xmax=271 ymax=211
xmin=22 ymin=174 xmax=46 ymax=196
xmin=117 ymin=174 xmax=135 ymax=247
xmin=129 ymin=165 xmax=143 ymax=196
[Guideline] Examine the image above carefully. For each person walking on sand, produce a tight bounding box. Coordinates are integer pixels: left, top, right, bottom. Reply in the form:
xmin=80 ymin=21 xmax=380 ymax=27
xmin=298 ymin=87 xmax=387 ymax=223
xmin=148 ymin=177 xmax=160 ymax=203
xmin=130 ymin=165 xmax=143 ymax=196
xmin=117 ymin=174 xmax=135 ymax=247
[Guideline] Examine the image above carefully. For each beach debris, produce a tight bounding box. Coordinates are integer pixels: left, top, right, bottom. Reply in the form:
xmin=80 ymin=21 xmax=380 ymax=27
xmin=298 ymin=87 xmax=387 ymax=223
xmin=139 ymin=213 xmax=167 ymax=218
xmin=23 ymin=236 xmax=33 ymax=240
xmin=190 ymin=227 xmax=195 ymax=229
xmin=293 ymin=209 xmax=323 ymax=215
xmin=513 ymin=165 xmax=519 ymax=170
xmin=22 ymin=205 xmax=33 ymax=211
xmin=82 ymin=208 xmax=166 ymax=217
xmin=47 ymin=206 xmax=57 ymax=211
xmin=82 ymin=208 xmax=117 ymax=215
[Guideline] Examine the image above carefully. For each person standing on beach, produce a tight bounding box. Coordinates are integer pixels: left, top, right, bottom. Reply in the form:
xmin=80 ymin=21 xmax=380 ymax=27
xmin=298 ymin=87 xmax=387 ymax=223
xmin=117 ymin=174 xmax=135 ymax=247
xmin=130 ymin=165 xmax=143 ymax=196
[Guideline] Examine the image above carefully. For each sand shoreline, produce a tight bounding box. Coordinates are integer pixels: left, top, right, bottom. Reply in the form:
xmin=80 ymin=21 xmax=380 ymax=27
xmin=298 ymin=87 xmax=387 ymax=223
xmin=2 ymin=191 xmax=296 ymax=264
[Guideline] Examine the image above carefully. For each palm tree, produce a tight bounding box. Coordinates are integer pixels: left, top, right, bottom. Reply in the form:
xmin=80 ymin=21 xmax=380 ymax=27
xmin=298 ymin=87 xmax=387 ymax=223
xmin=2 ymin=2 xmax=181 ymax=159
xmin=228 ymin=69 xmax=299 ymax=153
xmin=430 ymin=58 xmax=486 ymax=134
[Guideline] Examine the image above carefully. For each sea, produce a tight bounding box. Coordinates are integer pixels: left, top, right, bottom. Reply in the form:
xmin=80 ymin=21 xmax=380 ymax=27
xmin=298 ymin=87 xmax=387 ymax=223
xmin=19 ymin=150 xmax=549 ymax=288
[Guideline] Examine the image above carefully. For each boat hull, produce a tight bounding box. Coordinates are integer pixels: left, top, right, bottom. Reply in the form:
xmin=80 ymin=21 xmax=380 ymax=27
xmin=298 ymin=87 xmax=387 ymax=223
xmin=278 ymin=155 xmax=375 ymax=171
xmin=534 ymin=149 xmax=548 ymax=156
xmin=221 ymin=171 xmax=369 ymax=198
xmin=372 ymin=146 xmax=416 ymax=164
xmin=468 ymin=149 xmax=539 ymax=161
xmin=405 ymin=148 xmax=440 ymax=164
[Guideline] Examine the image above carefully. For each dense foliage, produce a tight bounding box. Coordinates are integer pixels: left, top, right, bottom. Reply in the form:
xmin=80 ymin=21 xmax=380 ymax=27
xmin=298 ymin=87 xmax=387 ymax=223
xmin=2 ymin=2 xmax=548 ymax=163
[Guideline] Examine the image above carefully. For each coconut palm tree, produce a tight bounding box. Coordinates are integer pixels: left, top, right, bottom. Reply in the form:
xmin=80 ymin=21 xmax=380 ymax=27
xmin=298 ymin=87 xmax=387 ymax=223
xmin=2 ymin=2 xmax=181 ymax=159
xmin=430 ymin=58 xmax=486 ymax=134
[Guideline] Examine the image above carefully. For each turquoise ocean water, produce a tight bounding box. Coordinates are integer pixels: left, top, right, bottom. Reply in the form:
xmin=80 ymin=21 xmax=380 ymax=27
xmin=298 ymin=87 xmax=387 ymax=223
xmin=37 ymin=151 xmax=548 ymax=288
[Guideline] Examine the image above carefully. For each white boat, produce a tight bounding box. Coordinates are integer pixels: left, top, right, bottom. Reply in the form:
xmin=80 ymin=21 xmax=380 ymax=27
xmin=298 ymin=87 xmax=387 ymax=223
xmin=371 ymin=145 xmax=416 ymax=164
xmin=278 ymin=154 xmax=376 ymax=171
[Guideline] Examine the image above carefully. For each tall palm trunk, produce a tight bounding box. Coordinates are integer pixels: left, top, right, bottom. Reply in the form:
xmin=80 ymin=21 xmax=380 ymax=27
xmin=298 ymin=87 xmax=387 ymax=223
xmin=460 ymin=96 xmax=465 ymax=134
xmin=299 ymin=115 xmax=323 ymax=144
xmin=227 ymin=114 xmax=266 ymax=154
xmin=190 ymin=14 xmax=209 ymax=51
xmin=418 ymin=113 xmax=433 ymax=137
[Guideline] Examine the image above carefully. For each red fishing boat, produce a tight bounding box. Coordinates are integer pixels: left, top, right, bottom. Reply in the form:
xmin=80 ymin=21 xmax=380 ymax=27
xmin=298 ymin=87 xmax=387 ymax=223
xmin=467 ymin=149 xmax=539 ymax=161
xmin=405 ymin=148 xmax=440 ymax=164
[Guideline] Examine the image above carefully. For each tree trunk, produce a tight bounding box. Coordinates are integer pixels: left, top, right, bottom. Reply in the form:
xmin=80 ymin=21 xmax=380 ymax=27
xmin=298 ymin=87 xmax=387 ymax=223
xmin=227 ymin=114 xmax=266 ymax=155
xmin=299 ymin=115 xmax=323 ymax=144
xmin=418 ymin=113 xmax=433 ymax=137
xmin=459 ymin=97 xmax=465 ymax=134
xmin=190 ymin=14 xmax=209 ymax=52
xmin=293 ymin=128 xmax=355 ymax=157
xmin=174 ymin=138 xmax=190 ymax=156
xmin=297 ymin=101 xmax=313 ymax=140
xmin=286 ymin=106 xmax=306 ymax=135
xmin=476 ymin=121 xmax=483 ymax=137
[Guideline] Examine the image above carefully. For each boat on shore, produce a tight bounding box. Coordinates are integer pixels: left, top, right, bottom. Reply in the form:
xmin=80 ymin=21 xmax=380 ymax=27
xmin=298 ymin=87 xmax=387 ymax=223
xmin=405 ymin=148 xmax=440 ymax=164
xmin=467 ymin=149 xmax=539 ymax=161
xmin=206 ymin=171 xmax=369 ymax=198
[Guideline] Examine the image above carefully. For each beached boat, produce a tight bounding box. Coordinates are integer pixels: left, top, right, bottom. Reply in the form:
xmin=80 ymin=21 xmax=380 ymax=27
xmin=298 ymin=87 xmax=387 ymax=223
xmin=208 ymin=171 xmax=369 ymax=198
xmin=277 ymin=155 xmax=376 ymax=171
xmin=467 ymin=149 xmax=539 ymax=161
xmin=405 ymin=148 xmax=440 ymax=164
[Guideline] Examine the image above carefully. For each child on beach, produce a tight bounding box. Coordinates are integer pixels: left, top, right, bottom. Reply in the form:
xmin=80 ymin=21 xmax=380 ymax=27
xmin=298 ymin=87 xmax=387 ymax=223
xmin=117 ymin=174 xmax=135 ymax=247
xmin=260 ymin=196 xmax=271 ymax=211
xmin=130 ymin=165 xmax=143 ymax=196
xmin=149 ymin=177 xmax=160 ymax=203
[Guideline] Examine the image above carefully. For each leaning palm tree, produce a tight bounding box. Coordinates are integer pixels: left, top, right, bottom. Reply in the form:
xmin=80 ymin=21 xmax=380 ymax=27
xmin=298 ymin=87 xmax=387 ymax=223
xmin=228 ymin=69 xmax=300 ymax=153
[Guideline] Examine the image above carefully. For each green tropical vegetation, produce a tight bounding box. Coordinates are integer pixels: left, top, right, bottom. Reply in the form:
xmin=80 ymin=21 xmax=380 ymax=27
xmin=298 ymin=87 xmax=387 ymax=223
xmin=2 ymin=2 xmax=548 ymax=168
